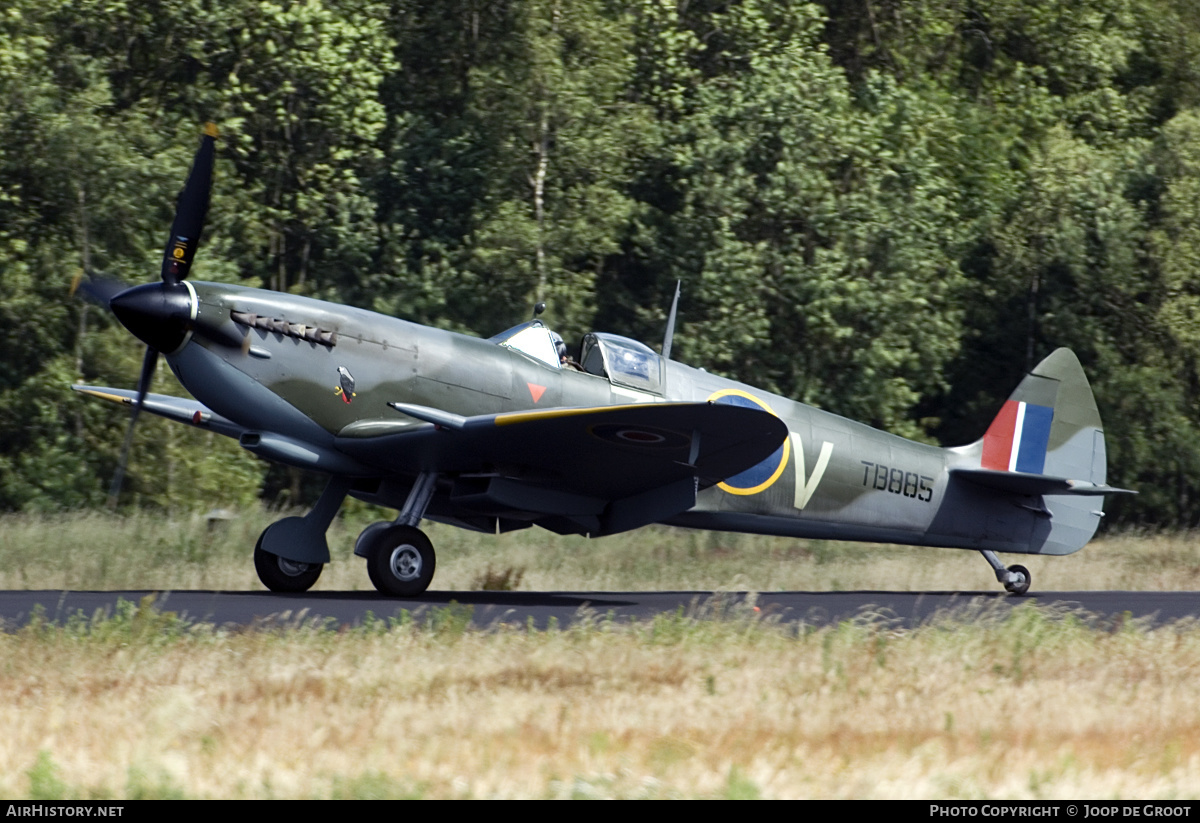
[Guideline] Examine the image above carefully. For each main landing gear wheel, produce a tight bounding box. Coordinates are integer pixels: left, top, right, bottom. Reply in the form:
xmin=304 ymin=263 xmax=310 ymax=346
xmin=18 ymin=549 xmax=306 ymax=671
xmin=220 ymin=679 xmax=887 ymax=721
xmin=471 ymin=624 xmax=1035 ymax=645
xmin=1004 ymin=564 xmax=1031 ymax=596
xmin=254 ymin=533 xmax=323 ymax=593
xmin=365 ymin=525 xmax=436 ymax=597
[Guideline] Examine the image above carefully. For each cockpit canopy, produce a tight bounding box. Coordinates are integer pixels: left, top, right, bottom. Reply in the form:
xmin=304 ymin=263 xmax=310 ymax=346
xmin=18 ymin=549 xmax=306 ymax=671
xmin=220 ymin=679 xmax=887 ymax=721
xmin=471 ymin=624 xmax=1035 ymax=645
xmin=579 ymin=333 xmax=662 ymax=394
xmin=490 ymin=322 xmax=663 ymax=394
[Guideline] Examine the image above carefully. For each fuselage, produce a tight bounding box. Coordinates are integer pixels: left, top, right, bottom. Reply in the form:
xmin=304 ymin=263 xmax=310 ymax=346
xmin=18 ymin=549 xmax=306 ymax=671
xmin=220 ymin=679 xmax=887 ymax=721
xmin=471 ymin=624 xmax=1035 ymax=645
xmin=156 ymin=281 xmax=1068 ymax=555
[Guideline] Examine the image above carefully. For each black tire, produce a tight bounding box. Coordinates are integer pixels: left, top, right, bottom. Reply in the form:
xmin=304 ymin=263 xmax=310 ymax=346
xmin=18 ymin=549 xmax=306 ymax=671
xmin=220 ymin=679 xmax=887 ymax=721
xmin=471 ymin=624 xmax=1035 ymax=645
xmin=254 ymin=532 xmax=323 ymax=593
xmin=365 ymin=525 xmax=436 ymax=597
xmin=1004 ymin=564 xmax=1031 ymax=596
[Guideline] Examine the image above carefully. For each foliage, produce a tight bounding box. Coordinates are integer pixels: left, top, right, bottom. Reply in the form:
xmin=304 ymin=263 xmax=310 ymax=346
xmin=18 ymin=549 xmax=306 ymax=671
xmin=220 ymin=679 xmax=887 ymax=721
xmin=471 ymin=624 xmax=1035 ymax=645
xmin=1 ymin=0 xmax=1200 ymax=524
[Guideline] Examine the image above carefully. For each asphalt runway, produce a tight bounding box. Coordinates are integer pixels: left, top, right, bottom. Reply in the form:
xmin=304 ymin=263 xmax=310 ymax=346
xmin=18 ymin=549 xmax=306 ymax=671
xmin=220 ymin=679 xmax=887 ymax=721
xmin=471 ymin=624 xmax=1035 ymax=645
xmin=0 ymin=589 xmax=1197 ymax=631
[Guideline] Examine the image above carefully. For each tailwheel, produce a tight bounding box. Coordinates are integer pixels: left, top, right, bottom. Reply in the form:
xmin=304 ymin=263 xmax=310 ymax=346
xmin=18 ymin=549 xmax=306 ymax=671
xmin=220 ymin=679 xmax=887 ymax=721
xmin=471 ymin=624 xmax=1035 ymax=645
xmin=1004 ymin=564 xmax=1031 ymax=596
xmin=364 ymin=525 xmax=436 ymax=597
xmin=254 ymin=531 xmax=323 ymax=593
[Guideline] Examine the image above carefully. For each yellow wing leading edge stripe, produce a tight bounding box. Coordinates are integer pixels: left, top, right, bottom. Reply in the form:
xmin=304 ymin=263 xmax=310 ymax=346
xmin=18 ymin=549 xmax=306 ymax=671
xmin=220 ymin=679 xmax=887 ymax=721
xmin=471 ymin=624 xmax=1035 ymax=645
xmin=75 ymin=388 xmax=134 ymax=407
xmin=494 ymin=402 xmax=699 ymax=427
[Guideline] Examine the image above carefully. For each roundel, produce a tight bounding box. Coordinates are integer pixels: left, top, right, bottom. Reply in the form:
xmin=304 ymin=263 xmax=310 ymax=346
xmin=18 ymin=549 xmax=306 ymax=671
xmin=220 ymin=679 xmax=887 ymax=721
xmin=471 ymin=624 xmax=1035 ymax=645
xmin=591 ymin=423 xmax=690 ymax=450
xmin=707 ymin=389 xmax=791 ymax=495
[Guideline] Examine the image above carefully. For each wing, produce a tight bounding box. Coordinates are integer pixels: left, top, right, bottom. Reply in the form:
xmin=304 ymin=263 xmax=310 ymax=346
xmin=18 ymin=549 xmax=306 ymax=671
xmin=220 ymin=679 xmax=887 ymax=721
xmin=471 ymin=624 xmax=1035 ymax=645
xmin=72 ymin=386 xmax=247 ymax=439
xmin=74 ymin=384 xmax=789 ymax=536
xmin=336 ymin=401 xmax=789 ymax=535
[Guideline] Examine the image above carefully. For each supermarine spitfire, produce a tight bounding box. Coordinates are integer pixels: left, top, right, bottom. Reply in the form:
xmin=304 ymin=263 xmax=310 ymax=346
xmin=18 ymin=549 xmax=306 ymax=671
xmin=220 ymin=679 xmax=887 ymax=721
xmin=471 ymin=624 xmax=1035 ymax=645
xmin=74 ymin=127 xmax=1132 ymax=597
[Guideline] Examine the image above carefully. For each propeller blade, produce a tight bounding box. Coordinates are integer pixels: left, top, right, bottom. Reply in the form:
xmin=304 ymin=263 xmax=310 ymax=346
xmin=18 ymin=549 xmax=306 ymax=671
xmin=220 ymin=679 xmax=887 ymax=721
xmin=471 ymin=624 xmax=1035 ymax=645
xmin=133 ymin=343 xmax=158 ymax=408
xmin=105 ymin=123 xmax=219 ymax=504
xmin=161 ymin=123 xmax=218 ymax=286
xmin=71 ymin=270 xmax=130 ymax=308
xmin=107 ymin=346 xmax=158 ymax=506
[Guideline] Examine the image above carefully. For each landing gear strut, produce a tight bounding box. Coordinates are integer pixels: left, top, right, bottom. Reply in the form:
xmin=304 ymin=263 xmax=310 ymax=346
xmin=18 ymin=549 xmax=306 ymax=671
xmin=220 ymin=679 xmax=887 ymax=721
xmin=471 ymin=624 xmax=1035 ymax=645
xmin=980 ymin=550 xmax=1032 ymax=596
xmin=356 ymin=471 xmax=439 ymax=597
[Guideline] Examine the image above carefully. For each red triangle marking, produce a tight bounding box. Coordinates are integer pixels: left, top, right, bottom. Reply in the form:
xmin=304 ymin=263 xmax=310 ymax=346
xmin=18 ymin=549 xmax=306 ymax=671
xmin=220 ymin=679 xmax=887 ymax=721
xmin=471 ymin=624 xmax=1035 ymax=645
xmin=527 ymin=382 xmax=546 ymax=403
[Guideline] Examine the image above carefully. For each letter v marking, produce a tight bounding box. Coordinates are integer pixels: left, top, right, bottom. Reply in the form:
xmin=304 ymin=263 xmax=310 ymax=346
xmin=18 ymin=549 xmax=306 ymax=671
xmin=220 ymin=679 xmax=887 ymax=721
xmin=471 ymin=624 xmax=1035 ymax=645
xmin=791 ymin=433 xmax=834 ymax=510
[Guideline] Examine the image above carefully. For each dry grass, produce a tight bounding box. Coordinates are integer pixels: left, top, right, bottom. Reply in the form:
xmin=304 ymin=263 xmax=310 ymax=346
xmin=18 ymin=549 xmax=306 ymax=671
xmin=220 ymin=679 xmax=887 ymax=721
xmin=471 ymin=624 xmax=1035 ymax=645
xmin=4 ymin=513 xmax=1199 ymax=799
xmin=1 ymin=510 xmax=1199 ymax=593
xmin=1 ymin=601 xmax=1199 ymax=799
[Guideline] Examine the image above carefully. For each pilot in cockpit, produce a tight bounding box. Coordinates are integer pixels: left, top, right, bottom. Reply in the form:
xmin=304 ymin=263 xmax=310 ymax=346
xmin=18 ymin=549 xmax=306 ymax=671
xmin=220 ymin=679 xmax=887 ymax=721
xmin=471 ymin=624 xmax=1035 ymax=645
xmin=550 ymin=331 xmax=583 ymax=371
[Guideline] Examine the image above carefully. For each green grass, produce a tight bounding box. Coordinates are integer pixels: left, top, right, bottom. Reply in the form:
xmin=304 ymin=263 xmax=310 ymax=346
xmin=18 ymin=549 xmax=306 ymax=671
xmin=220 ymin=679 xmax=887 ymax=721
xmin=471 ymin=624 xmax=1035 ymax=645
xmin=2 ymin=510 xmax=1199 ymax=593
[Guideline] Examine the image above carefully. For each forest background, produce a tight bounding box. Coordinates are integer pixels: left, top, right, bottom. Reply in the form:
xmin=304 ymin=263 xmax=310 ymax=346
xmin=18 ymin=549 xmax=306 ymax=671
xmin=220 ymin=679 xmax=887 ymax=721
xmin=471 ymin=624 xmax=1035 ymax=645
xmin=2 ymin=0 xmax=1200 ymax=528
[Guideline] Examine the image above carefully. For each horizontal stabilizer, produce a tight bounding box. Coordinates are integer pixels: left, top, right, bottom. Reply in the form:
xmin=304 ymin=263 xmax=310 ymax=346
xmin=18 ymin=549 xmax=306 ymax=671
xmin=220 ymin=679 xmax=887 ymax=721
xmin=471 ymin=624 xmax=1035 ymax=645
xmin=951 ymin=468 xmax=1135 ymax=497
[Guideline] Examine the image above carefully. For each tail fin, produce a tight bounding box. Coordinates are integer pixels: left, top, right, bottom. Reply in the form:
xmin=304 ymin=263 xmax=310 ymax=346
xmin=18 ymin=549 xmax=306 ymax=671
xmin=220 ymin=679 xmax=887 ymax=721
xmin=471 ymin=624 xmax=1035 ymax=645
xmin=948 ymin=348 xmax=1132 ymax=555
xmin=981 ymin=348 xmax=1105 ymax=483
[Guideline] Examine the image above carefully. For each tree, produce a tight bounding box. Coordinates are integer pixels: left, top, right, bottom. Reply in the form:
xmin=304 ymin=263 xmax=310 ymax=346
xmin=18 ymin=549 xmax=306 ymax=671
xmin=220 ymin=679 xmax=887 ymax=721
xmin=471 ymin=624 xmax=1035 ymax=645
xmin=0 ymin=0 xmax=267 ymax=511
xmin=627 ymin=2 xmax=967 ymax=436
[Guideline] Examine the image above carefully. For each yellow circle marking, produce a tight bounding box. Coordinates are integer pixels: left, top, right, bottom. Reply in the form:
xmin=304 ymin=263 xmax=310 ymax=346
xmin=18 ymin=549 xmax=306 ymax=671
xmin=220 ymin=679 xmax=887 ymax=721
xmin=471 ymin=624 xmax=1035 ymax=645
xmin=706 ymin=388 xmax=791 ymax=495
